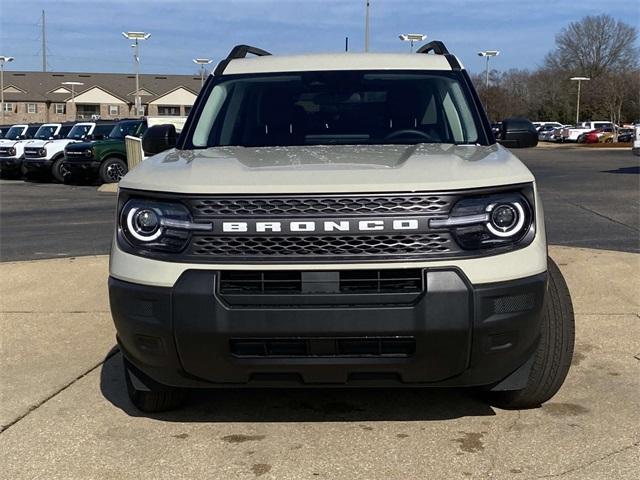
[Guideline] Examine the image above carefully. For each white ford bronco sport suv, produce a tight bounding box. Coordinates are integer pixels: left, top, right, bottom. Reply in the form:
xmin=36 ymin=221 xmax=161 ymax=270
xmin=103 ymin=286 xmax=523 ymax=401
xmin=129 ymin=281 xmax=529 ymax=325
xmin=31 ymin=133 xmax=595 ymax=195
xmin=109 ymin=42 xmax=575 ymax=412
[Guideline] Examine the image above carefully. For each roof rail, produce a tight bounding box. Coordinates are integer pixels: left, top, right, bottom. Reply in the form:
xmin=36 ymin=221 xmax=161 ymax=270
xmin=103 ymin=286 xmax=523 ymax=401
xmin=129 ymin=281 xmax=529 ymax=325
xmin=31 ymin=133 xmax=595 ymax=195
xmin=214 ymin=44 xmax=272 ymax=76
xmin=415 ymin=41 xmax=450 ymax=55
xmin=416 ymin=40 xmax=461 ymax=71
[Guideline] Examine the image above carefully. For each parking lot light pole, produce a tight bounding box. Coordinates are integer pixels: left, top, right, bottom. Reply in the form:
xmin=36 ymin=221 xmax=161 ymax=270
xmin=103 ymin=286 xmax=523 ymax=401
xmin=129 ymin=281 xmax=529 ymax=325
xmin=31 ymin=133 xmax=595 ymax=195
xmin=477 ymin=50 xmax=499 ymax=88
xmin=61 ymin=81 xmax=83 ymax=121
xmin=122 ymin=32 xmax=151 ymax=117
xmin=570 ymin=77 xmax=590 ymax=125
xmin=1 ymin=55 xmax=15 ymax=124
xmin=399 ymin=34 xmax=426 ymax=53
xmin=193 ymin=58 xmax=213 ymax=87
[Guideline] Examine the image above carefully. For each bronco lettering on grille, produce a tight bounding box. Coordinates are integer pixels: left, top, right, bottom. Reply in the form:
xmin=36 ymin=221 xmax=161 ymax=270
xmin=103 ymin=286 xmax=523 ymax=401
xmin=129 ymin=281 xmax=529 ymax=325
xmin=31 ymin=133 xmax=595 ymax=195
xmin=217 ymin=217 xmax=427 ymax=235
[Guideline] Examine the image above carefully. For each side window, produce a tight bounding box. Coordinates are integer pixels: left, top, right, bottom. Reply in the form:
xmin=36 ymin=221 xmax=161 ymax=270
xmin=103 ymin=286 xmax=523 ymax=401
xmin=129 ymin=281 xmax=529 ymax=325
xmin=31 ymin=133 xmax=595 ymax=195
xmin=442 ymin=93 xmax=464 ymax=142
xmin=26 ymin=126 xmax=40 ymax=138
xmin=193 ymin=84 xmax=229 ymax=147
xmin=94 ymin=125 xmax=114 ymax=137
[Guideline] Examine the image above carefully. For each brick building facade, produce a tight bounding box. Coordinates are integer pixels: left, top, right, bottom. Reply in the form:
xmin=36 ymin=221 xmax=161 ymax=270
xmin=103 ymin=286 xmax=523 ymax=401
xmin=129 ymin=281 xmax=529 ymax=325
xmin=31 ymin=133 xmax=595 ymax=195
xmin=1 ymin=71 xmax=202 ymax=125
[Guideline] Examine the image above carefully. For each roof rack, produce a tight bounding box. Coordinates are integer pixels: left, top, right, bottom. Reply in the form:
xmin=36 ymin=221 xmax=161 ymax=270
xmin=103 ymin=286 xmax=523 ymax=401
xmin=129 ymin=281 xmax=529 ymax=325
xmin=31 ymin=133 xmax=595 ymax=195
xmin=214 ymin=44 xmax=272 ymax=76
xmin=415 ymin=40 xmax=460 ymax=70
xmin=416 ymin=41 xmax=450 ymax=55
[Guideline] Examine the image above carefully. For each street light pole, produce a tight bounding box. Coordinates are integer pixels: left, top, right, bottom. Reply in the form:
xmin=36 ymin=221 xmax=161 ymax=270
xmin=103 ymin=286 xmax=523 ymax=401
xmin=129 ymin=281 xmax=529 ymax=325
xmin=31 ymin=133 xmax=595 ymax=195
xmin=399 ymin=34 xmax=426 ymax=53
xmin=570 ymin=77 xmax=590 ymax=124
xmin=61 ymin=81 xmax=83 ymax=120
xmin=193 ymin=58 xmax=213 ymax=87
xmin=477 ymin=50 xmax=499 ymax=89
xmin=0 ymin=55 xmax=15 ymax=124
xmin=122 ymin=32 xmax=151 ymax=117
xmin=364 ymin=0 xmax=370 ymax=52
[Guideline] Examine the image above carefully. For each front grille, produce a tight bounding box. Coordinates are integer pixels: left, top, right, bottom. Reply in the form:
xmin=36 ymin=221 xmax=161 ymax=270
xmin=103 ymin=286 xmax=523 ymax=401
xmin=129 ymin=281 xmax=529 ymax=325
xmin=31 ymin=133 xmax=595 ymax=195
xmin=189 ymin=233 xmax=453 ymax=259
xmin=24 ymin=148 xmax=43 ymax=158
xmin=230 ymin=337 xmax=416 ymax=358
xmin=219 ymin=269 xmax=424 ymax=295
xmin=0 ymin=148 xmax=12 ymax=157
xmin=188 ymin=194 xmax=454 ymax=217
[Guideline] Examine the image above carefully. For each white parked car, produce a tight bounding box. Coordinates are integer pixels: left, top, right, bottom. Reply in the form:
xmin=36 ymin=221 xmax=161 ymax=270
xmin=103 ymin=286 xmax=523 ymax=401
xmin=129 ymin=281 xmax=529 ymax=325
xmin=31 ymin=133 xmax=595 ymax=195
xmin=561 ymin=121 xmax=615 ymax=142
xmin=0 ymin=124 xmax=40 ymax=176
xmin=633 ymin=124 xmax=640 ymax=156
xmin=22 ymin=121 xmax=115 ymax=181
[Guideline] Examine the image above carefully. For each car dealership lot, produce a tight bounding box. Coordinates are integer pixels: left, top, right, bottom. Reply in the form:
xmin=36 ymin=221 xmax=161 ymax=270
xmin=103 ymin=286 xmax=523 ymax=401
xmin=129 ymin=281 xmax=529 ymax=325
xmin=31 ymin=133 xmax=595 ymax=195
xmin=0 ymin=146 xmax=639 ymax=479
xmin=1 ymin=147 xmax=638 ymax=262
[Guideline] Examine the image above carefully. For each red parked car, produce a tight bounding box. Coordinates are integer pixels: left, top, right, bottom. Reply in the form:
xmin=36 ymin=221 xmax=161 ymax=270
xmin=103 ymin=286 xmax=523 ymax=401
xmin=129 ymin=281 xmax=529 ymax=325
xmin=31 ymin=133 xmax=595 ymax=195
xmin=584 ymin=127 xmax=614 ymax=143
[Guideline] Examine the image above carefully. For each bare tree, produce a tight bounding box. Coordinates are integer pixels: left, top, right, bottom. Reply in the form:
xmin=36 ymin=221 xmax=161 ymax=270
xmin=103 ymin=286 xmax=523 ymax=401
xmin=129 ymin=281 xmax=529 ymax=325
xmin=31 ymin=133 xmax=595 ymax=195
xmin=545 ymin=14 xmax=639 ymax=77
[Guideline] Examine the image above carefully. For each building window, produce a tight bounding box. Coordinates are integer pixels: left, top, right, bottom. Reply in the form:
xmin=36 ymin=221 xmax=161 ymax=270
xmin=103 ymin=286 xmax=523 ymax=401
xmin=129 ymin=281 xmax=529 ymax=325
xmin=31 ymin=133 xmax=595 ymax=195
xmin=2 ymin=103 xmax=13 ymax=113
xmin=27 ymin=103 xmax=37 ymax=114
xmin=158 ymin=105 xmax=180 ymax=116
xmin=76 ymin=104 xmax=100 ymax=119
xmin=184 ymin=106 xmax=192 ymax=115
xmin=54 ymin=103 xmax=66 ymax=115
xmin=109 ymin=105 xmax=119 ymax=116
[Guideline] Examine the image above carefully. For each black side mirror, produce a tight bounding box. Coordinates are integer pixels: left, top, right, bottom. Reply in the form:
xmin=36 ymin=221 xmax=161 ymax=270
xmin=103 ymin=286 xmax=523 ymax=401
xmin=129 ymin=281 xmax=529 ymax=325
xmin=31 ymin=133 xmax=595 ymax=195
xmin=142 ymin=124 xmax=177 ymax=155
xmin=498 ymin=117 xmax=538 ymax=148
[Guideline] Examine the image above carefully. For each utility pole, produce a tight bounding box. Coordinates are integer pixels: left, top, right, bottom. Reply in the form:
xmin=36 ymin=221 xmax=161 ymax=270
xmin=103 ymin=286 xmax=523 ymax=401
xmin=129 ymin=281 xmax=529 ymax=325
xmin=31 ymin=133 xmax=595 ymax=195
xmin=570 ymin=77 xmax=590 ymax=125
xmin=122 ymin=32 xmax=151 ymax=117
xmin=193 ymin=58 xmax=213 ymax=88
xmin=477 ymin=50 xmax=499 ymax=89
xmin=364 ymin=0 xmax=370 ymax=52
xmin=41 ymin=10 xmax=46 ymax=72
xmin=1 ymin=56 xmax=15 ymax=124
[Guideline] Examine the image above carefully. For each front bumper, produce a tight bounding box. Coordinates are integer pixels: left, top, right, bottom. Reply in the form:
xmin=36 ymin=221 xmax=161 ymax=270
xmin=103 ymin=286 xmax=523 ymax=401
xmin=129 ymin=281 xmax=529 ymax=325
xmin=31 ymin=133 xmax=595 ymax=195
xmin=0 ymin=156 xmax=23 ymax=171
xmin=62 ymin=157 xmax=101 ymax=176
xmin=22 ymin=157 xmax=53 ymax=172
xmin=109 ymin=269 xmax=547 ymax=389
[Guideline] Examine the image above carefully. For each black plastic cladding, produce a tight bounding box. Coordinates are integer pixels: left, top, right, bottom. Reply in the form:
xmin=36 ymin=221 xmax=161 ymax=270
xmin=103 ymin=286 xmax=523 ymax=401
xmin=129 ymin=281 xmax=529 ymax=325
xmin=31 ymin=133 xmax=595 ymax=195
xmin=116 ymin=184 xmax=536 ymax=264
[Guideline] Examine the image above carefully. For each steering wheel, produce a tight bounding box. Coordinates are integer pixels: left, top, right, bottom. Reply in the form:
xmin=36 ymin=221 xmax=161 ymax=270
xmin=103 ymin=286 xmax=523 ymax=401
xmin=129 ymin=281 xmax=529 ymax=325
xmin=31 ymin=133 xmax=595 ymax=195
xmin=384 ymin=129 xmax=434 ymax=141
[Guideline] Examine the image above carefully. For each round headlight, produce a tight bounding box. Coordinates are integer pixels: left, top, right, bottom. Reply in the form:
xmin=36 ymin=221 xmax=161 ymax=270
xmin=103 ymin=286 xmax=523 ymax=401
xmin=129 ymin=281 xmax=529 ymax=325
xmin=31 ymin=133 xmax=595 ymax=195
xmin=39 ymin=148 xmax=47 ymax=156
xmin=126 ymin=207 xmax=162 ymax=241
xmin=8 ymin=147 xmax=16 ymax=156
xmin=486 ymin=202 xmax=525 ymax=237
xmin=84 ymin=149 xmax=92 ymax=157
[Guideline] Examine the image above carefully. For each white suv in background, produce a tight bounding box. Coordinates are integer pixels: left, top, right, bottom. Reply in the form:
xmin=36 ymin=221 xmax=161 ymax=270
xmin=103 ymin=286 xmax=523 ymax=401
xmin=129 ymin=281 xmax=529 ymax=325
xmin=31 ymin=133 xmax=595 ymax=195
xmin=22 ymin=121 xmax=114 ymax=181
xmin=561 ymin=121 xmax=615 ymax=142
xmin=0 ymin=124 xmax=40 ymax=177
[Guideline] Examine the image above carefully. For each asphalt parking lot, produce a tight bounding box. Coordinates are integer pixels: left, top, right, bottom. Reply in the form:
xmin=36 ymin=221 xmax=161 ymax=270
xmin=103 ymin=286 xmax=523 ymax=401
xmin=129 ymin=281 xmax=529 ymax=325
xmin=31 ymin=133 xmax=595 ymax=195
xmin=1 ymin=147 xmax=638 ymax=261
xmin=0 ymin=146 xmax=639 ymax=479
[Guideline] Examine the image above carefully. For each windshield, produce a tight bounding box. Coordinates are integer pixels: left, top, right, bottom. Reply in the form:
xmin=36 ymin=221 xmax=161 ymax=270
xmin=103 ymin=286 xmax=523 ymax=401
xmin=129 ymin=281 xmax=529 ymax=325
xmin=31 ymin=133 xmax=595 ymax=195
xmin=34 ymin=125 xmax=59 ymax=140
xmin=190 ymin=71 xmax=481 ymax=148
xmin=66 ymin=125 xmax=92 ymax=140
xmin=109 ymin=121 xmax=141 ymax=139
xmin=4 ymin=126 xmax=26 ymax=140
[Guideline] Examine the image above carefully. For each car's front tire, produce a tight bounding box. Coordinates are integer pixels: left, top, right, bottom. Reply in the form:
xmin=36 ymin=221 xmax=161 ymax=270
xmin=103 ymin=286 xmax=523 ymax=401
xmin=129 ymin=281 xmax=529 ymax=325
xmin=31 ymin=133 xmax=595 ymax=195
xmin=51 ymin=157 xmax=67 ymax=183
xmin=488 ymin=257 xmax=575 ymax=409
xmin=123 ymin=358 xmax=186 ymax=412
xmin=100 ymin=157 xmax=128 ymax=184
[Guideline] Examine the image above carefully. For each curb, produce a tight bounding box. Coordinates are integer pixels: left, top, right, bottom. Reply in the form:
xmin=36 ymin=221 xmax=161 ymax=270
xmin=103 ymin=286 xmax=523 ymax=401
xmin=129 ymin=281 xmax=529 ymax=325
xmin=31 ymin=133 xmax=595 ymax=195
xmin=97 ymin=183 xmax=118 ymax=193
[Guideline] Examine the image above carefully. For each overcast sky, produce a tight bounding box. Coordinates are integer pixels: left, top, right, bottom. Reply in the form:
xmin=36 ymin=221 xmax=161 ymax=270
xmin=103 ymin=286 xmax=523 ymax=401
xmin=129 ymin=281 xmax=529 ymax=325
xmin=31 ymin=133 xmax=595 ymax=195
xmin=1 ymin=0 xmax=638 ymax=75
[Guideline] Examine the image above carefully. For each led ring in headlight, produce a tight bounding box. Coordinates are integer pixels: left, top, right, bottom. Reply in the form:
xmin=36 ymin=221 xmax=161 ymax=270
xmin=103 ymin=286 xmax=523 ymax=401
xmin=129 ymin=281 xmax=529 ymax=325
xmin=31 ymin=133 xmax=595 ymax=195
xmin=486 ymin=202 xmax=525 ymax=237
xmin=126 ymin=207 xmax=162 ymax=241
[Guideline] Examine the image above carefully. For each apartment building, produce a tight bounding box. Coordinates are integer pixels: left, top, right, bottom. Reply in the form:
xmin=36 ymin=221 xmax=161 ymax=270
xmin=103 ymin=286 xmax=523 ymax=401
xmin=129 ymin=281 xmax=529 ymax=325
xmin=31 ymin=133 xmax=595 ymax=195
xmin=0 ymin=71 xmax=202 ymax=124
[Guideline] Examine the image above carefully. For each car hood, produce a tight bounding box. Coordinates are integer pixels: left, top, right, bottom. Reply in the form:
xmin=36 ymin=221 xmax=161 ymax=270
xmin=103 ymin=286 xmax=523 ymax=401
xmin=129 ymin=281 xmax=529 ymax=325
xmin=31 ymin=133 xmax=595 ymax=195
xmin=26 ymin=139 xmax=59 ymax=148
xmin=0 ymin=139 xmax=28 ymax=148
xmin=65 ymin=141 xmax=94 ymax=151
xmin=120 ymin=143 xmax=535 ymax=194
